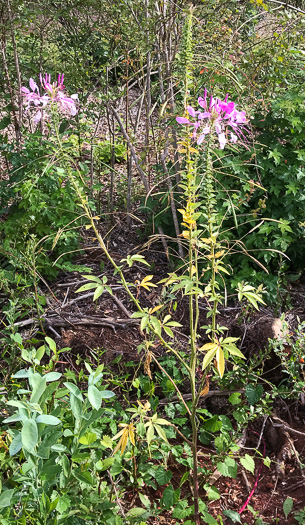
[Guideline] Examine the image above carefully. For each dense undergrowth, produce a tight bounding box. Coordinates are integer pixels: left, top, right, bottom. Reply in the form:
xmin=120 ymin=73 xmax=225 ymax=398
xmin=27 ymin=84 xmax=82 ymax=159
xmin=1 ymin=1 xmax=305 ymax=524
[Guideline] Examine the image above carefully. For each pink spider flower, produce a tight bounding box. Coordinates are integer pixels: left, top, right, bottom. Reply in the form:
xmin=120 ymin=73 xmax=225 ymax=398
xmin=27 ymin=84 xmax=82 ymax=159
xmin=176 ymin=88 xmax=249 ymax=150
xmin=21 ymin=74 xmax=78 ymax=124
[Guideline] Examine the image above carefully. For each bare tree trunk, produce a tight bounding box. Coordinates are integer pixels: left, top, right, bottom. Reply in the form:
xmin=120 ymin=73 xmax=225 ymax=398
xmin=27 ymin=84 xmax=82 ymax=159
xmin=7 ymin=0 xmax=22 ymax=140
xmin=126 ymin=52 xmax=133 ymax=228
xmin=0 ymin=36 xmax=21 ymax=146
xmin=111 ymin=106 xmax=149 ymax=193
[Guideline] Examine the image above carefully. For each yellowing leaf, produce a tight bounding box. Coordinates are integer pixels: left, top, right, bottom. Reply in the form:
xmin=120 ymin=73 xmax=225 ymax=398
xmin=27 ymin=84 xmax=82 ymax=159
xmin=215 ymin=250 xmax=225 ymax=258
xmin=149 ymin=305 xmax=163 ymax=314
xmin=202 ymin=348 xmax=217 ymax=370
xmin=112 ymin=424 xmax=136 ymax=456
xmin=190 ymin=265 xmax=197 ymax=277
xmin=200 ymin=378 xmax=209 ymax=397
xmin=216 ymin=348 xmax=225 ymax=378
xmin=199 ymin=343 xmax=218 ymax=352
xmin=128 ymin=426 xmax=135 ymax=447
xmin=139 ymin=275 xmax=157 ymax=290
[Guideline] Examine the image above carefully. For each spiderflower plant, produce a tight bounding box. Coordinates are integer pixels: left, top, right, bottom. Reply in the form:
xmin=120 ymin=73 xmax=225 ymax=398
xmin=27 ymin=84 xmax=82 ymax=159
xmin=176 ymin=88 xmax=249 ymax=149
xmin=21 ymin=73 xmax=78 ymax=124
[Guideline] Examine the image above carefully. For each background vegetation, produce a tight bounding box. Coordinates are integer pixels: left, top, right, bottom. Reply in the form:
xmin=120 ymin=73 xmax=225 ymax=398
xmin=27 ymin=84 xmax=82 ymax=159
xmin=1 ymin=1 xmax=305 ymax=524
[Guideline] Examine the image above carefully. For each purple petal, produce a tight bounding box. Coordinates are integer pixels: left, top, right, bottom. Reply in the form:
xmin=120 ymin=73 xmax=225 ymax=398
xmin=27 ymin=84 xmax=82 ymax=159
xmin=21 ymin=86 xmax=30 ymax=94
xmin=29 ymin=78 xmax=38 ymax=92
xmin=197 ymin=135 xmax=206 ymax=145
xmin=225 ymin=101 xmax=235 ymax=115
xmin=198 ymin=96 xmax=206 ymax=109
xmin=40 ymin=95 xmax=49 ymax=107
xmin=34 ymin=110 xmax=42 ymax=124
xmin=235 ymin=111 xmax=246 ymax=123
xmin=197 ymin=111 xmax=211 ymax=120
xmin=187 ymin=105 xmax=196 ymax=117
xmin=215 ymin=123 xmax=222 ymax=134
xmin=71 ymin=93 xmax=78 ymax=100
xmin=231 ymin=132 xmax=238 ymax=144
xmin=176 ymin=117 xmax=190 ymax=125
xmin=218 ymin=133 xmax=227 ymax=149
xmin=197 ymin=127 xmax=210 ymax=145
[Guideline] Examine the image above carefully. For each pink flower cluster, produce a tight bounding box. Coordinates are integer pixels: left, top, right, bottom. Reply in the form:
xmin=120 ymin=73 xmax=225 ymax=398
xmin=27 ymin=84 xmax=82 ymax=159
xmin=21 ymin=74 xmax=78 ymax=125
xmin=176 ymin=89 xmax=248 ymax=150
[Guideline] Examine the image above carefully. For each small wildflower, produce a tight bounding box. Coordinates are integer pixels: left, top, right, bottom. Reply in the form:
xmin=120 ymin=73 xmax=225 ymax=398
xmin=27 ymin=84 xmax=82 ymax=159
xmin=21 ymin=73 xmax=78 ymax=124
xmin=176 ymin=88 xmax=249 ymax=149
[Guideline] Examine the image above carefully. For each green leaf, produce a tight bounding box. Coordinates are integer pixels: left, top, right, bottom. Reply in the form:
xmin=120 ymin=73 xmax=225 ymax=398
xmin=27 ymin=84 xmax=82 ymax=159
xmin=88 ymin=385 xmax=102 ymax=410
xmin=63 ymin=382 xmax=83 ymax=401
xmin=30 ymin=375 xmax=47 ymax=404
xmin=45 ymin=337 xmax=56 ymax=352
xmin=161 ymin=484 xmax=180 ymax=510
xmin=283 ymin=497 xmax=293 ymax=519
xmin=223 ymin=510 xmax=241 ymax=523
xmin=70 ymin=393 xmax=82 ymax=420
xmin=146 ymin=424 xmax=154 ymax=445
xmin=154 ymin=424 xmax=168 ymax=443
xmin=79 ymin=432 xmax=97 ymax=445
xmin=45 ymin=372 xmax=62 ymax=382
xmin=126 ymin=508 xmax=146 ymax=518
xmin=172 ymin=500 xmax=193 ymax=519
xmin=141 ymin=315 xmax=149 ymax=331
xmin=12 ymin=369 xmax=30 ymax=378
xmin=222 ymin=344 xmax=245 ymax=359
xmin=73 ymin=469 xmax=94 ymax=485
xmin=100 ymin=390 xmax=115 ymax=399
xmin=36 ymin=415 xmax=61 ymax=426
xmin=245 ymin=384 xmax=263 ymax=405
xmin=155 ymin=467 xmax=172 ymax=486
xmin=3 ymin=413 xmax=24 ymax=424
xmin=217 ymin=457 xmax=237 ymax=478
xmin=0 ymin=489 xmax=15 ymax=508
xmin=222 ymin=337 xmax=239 ymax=344
xmin=240 ymin=454 xmax=255 ymax=475
xmin=228 ymin=392 xmax=241 ymax=405
xmin=202 ymin=512 xmax=218 ymax=525
xmin=57 ymin=494 xmax=71 ymax=514
xmin=9 ymin=432 xmax=22 ymax=456
xmin=96 ymin=457 xmax=115 ymax=471
xmin=205 ymin=485 xmax=220 ymax=501
xmin=163 ymin=326 xmax=174 ymax=338
xmin=35 ymin=346 xmax=45 ymax=363
xmin=76 ymin=282 xmax=98 ymax=293
xmin=93 ymin=285 xmax=104 ymax=301
xmin=204 ymin=416 xmax=222 ymax=433
xmin=139 ymin=493 xmax=151 ymax=508
xmin=21 ymin=419 xmax=39 ymax=452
